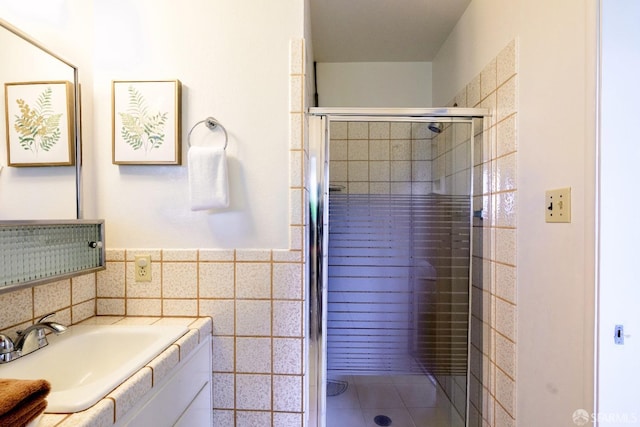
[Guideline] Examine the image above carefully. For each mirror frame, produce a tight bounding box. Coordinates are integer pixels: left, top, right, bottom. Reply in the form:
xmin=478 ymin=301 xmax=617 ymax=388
xmin=0 ymin=18 xmax=82 ymax=219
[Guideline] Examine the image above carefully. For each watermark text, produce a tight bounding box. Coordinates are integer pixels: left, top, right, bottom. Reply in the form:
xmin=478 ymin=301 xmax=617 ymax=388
xmin=573 ymin=409 xmax=639 ymax=425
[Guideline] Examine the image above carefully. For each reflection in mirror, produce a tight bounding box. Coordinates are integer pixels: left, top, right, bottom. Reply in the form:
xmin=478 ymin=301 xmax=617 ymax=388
xmin=0 ymin=19 xmax=79 ymax=219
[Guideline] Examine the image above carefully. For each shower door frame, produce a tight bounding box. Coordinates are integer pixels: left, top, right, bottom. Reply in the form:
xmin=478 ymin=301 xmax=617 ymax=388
xmin=307 ymin=107 xmax=489 ymax=427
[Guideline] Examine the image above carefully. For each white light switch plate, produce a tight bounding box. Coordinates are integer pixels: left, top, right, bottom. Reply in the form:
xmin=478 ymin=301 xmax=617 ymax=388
xmin=546 ymin=187 xmax=571 ymax=223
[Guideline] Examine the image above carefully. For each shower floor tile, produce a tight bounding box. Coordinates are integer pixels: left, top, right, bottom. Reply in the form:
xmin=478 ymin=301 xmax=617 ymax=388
xmin=327 ymin=382 xmax=360 ymax=409
xmin=351 ymin=374 xmax=395 ymax=385
xmin=392 ymin=374 xmax=433 ymax=385
xmin=408 ymin=407 xmax=453 ymax=427
xmin=325 ymin=374 xmax=463 ymax=427
xmin=396 ymin=382 xmax=437 ymax=408
xmin=356 ymin=384 xmax=405 ymax=409
xmin=326 ymin=408 xmax=366 ymax=427
xmin=362 ymin=408 xmax=417 ymax=427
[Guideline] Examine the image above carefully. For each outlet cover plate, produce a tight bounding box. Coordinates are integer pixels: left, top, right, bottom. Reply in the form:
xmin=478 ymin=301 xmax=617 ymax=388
xmin=546 ymin=187 xmax=571 ymax=223
xmin=135 ymin=255 xmax=152 ymax=282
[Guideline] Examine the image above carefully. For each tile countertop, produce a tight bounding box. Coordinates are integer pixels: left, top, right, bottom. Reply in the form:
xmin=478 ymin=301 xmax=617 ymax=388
xmin=37 ymin=316 xmax=213 ymax=427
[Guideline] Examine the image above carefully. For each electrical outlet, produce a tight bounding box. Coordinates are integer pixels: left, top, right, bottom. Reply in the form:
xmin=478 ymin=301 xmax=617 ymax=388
xmin=135 ymin=255 xmax=152 ymax=282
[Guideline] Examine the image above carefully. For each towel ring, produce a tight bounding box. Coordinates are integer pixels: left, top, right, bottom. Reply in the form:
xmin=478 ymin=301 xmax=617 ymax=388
xmin=187 ymin=117 xmax=228 ymax=150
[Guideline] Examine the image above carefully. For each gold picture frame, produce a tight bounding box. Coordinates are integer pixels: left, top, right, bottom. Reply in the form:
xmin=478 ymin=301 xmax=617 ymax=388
xmin=4 ymin=81 xmax=75 ymax=167
xmin=112 ymin=80 xmax=182 ymax=165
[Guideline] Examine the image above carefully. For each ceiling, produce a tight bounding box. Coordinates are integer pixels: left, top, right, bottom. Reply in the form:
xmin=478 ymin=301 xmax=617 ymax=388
xmin=310 ymin=0 xmax=472 ymax=62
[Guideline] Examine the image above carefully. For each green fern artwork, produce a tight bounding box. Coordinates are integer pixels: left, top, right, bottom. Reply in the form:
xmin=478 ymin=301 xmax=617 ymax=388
xmin=119 ymin=85 xmax=168 ymax=153
xmin=13 ymin=87 xmax=63 ymax=154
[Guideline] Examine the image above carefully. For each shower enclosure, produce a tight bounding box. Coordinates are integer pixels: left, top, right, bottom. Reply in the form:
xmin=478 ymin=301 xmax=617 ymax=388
xmin=308 ymin=108 xmax=488 ymax=427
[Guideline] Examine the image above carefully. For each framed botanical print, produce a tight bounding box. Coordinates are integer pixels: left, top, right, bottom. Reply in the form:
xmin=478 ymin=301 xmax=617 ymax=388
xmin=4 ymin=81 xmax=74 ymax=166
xmin=112 ymin=80 xmax=182 ymax=165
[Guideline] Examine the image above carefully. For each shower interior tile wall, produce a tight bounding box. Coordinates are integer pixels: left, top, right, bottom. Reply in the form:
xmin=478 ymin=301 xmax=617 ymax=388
xmin=329 ymin=121 xmax=434 ymax=195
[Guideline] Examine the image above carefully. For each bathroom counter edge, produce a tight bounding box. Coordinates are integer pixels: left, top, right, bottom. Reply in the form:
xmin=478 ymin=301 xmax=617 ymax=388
xmin=39 ymin=316 xmax=213 ymax=427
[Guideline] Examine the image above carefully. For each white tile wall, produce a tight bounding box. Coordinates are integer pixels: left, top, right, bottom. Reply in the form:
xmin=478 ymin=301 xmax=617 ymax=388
xmin=330 ymin=122 xmax=436 ymax=195
xmin=466 ymin=39 xmax=518 ymax=427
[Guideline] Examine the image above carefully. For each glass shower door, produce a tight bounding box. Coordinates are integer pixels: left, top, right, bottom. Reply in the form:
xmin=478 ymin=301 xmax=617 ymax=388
xmin=308 ymin=109 xmax=487 ymax=427
xmin=324 ymin=120 xmax=473 ymax=427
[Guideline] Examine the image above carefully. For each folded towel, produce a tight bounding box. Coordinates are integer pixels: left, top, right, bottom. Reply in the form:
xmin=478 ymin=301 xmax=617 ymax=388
xmin=188 ymin=146 xmax=229 ymax=210
xmin=0 ymin=378 xmax=50 ymax=427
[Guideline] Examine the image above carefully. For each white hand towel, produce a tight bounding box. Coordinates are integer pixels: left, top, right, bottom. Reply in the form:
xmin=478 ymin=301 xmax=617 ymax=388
xmin=188 ymin=146 xmax=229 ymax=210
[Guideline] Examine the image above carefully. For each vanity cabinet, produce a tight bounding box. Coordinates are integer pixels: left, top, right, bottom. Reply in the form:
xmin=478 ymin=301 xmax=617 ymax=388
xmin=115 ymin=336 xmax=213 ymax=426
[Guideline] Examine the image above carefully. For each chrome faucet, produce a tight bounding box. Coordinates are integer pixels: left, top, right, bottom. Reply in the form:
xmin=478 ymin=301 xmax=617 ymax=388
xmin=0 ymin=312 xmax=67 ymax=363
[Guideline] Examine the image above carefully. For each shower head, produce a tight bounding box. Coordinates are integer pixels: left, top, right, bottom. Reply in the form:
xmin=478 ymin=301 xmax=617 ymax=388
xmin=428 ymin=122 xmax=443 ymax=134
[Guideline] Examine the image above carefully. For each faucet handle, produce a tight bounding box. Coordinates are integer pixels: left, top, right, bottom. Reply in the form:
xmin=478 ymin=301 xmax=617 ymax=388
xmin=0 ymin=334 xmax=14 ymax=353
xmin=0 ymin=334 xmax=17 ymax=363
xmin=37 ymin=312 xmax=57 ymax=323
xmin=16 ymin=312 xmax=58 ymax=336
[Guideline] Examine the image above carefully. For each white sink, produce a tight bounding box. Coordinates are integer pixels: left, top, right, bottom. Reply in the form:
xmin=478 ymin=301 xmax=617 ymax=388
xmin=0 ymin=324 xmax=188 ymax=413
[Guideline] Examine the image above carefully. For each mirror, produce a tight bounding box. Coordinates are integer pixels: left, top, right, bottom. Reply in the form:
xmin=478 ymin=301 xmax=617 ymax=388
xmin=0 ymin=19 xmax=80 ymax=220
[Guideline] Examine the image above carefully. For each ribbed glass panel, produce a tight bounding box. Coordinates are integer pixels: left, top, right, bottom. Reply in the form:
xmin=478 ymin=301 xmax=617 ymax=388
xmin=327 ymin=194 xmax=470 ymax=376
xmin=0 ymin=221 xmax=104 ymax=289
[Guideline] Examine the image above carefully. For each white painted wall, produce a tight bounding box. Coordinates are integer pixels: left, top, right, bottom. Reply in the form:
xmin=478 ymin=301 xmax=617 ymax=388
xmin=304 ymin=0 xmax=316 ymax=109
xmin=2 ymin=1 xmax=302 ymax=248
xmin=517 ymin=0 xmax=597 ymax=422
xmin=434 ymin=0 xmax=597 ymax=425
xmin=316 ymin=62 xmax=432 ymax=107
xmin=0 ymin=0 xmax=93 ymax=65
xmin=90 ymin=0 xmax=303 ymax=248
xmin=432 ymin=0 xmax=517 ymax=106
xmin=598 ymin=1 xmax=640 ymax=422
